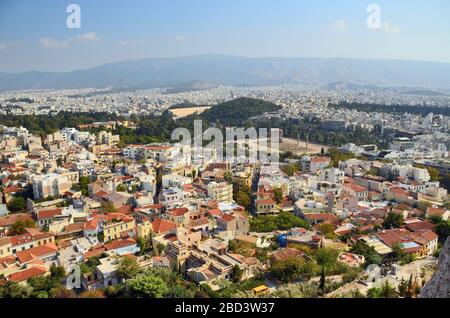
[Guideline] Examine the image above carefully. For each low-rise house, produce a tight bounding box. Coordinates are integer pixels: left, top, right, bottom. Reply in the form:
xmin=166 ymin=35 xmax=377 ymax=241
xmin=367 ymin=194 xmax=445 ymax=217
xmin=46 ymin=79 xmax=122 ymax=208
xmin=9 ymin=229 xmax=55 ymax=255
xmin=426 ymin=207 xmax=450 ymax=221
xmin=103 ymin=213 xmax=135 ymax=242
xmin=7 ymin=264 xmax=48 ymax=285
xmin=15 ymin=243 xmax=58 ymax=264
xmin=104 ymin=238 xmax=140 ymax=256
xmin=255 ymin=198 xmax=277 ymax=215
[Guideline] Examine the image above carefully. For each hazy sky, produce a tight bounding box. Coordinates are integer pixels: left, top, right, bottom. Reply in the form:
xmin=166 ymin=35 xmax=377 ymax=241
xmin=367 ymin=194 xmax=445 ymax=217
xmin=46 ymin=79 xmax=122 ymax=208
xmin=1 ymin=0 xmax=449 ymax=73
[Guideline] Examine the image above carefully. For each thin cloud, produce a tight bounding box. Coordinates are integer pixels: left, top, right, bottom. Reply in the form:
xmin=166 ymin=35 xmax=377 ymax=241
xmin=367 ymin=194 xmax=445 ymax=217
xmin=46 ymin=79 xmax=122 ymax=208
xmin=382 ymin=22 xmax=400 ymax=33
xmin=40 ymin=32 xmax=101 ymax=49
xmin=0 ymin=41 xmax=22 ymax=51
xmin=174 ymin=35 xmax=186 ymax=43
xmin=331 ymin=19 xmax=349 ymax=32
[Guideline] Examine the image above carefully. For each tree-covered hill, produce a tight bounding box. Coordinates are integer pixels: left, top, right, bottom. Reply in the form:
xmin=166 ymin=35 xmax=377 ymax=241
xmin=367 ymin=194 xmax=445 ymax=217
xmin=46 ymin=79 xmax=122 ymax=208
xmin=200 ymin=97 xmax=282 ymax=126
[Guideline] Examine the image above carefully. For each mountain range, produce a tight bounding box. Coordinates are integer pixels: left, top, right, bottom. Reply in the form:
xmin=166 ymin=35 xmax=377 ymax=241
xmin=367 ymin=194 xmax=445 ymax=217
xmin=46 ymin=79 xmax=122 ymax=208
xmin=1 ymin=54 xmax=450 ymax=91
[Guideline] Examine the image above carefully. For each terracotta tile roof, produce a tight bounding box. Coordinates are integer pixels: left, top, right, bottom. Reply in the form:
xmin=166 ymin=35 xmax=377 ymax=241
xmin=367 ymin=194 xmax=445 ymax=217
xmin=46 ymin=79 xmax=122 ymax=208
xmin=116 ymin=204 xmax=133 ymax=215
xmin=427 ymin=207 xmax=447 ymax=217
xmin=8 ymin=266 xmax=47 ymax=283
xmin=105 ymin=213 xmax=134 ymax=224
xmin=405 ymin=220 xmax=435 ymax=233
xmin=221 ymin=214 xmax=235 ymax=222
xmin=84 ymin=217 xmax=100 ymax=231
xmin=83 ymin=247 xmax=106 ymax=260
xmin=151 ymin=218 xmax=177 ymax=234
xmin=168 ymin=207 xmax=189 ymax=217
xmin=0 ymin=255 xmax=16 ymax=269
xmin=2 ymin=185 xmax=22 ymax=194
xmin=311 ymin=156 xmax=330 ymax=163
xmin=16 ymin=243 xmax=58 ymax=264
xmin=347 ymin=184 xmax=368 ymax=192
xmin=104 ymin=238 xmax=136 ymax=251
xmin=37 ymin=208 xmax=62 ymax=220
xmin=207 ymin=209 xmax=223 ymax=217
xmin=0 ymin=213 xmax=34 ymax=227
xmin=304 ymin=213 xmax=339 ymax=224
xmin=94 ymin=190 xmax=109 ymax=198
xmin=9 ymin=233 xmax=34 ymax=246
xmin=256 ymin=198 xmax=276 ymax=205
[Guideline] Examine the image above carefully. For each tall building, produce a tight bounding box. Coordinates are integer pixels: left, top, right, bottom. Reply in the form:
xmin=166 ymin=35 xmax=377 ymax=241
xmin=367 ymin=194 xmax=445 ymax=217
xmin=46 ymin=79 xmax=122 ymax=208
xmin=207 ymin=182 xmax=233 ymax=203
xmin=32 ymin=173 xmax=71 ymax=200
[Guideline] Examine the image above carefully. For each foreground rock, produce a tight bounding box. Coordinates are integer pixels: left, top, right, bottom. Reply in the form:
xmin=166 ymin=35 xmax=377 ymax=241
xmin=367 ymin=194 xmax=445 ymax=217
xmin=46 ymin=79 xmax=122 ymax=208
xmin=420 ymin=238 xmax=450 ymax=298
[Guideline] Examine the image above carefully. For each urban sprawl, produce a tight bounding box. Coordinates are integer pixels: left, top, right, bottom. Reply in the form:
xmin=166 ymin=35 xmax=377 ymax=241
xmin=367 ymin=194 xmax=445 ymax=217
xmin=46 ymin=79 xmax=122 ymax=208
xmin=0 ymin=85 xmax=449 ymax=298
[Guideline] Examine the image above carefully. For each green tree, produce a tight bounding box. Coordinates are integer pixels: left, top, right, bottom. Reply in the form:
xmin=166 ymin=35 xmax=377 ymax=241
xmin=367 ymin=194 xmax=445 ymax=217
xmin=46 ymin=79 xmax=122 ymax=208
xmin=10 ymin=219 xmax=36 ymax=235
xmin=116 ymin=184 xmax=128 ymax=192
xmin=350 ymin=241 xmax=382 ymax=266
xmin=7 ymin=196 xmax=26 ymax=212
xmin=250 ymin=212 xmax=310 ymax=232
xmin=273 ymin=188 xmax=283 ymax=204
xmin=315 ymin=248 xmax=338 ymax=294
xmin=232 ymin=265 xmax=244 ymax=283
xmin=136 ymin=237 xmax=147 ymax=255
xmin=0 ymin=281 xmax=33 ymax=298
xmin=270 ymin=257 xmax=317 ymax=284
xmin=126 ymin=274 xmax=169 ymax=298
xmin=367 ymin=281 xmax=398 ymax=298
xmin=383 ymin=212 xmax=404 ymax=229
xmin=117 ymin=256 xmax=140 ymax=280
xmin=317 ymin=223 xmax=336 ymax=239
xmin=156 ymin=243 xmax=166 ymax=256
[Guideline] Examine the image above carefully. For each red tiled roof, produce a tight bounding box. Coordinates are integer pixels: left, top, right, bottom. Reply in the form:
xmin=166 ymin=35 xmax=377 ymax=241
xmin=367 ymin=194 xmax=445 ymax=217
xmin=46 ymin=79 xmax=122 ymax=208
xmin=116 ymin=204 xmax=133 ymax=215
xmin=37 ymin=208 xmax=62 ymax=220
xmin=311 ymin=156 xmax=330 ymax=163
xmin=104 ymin=238 xmax=136 ymax=251
xmin=0 ymin=213 xmax=34 ymax=227
xmin=347 ymin=184 xmax=368 ymax=192
xmin=83 ymin=247 xmax=106 ymax=260
xmin=2 ymin=185 xmax=22 ymax=194
xmin=8 ymin=266 xmax=47 ymax=283
xmin=221 ymin=214 xmax=235 ymax=222
xmin=257 ymin=198 xmax=276 ymax=205
xmin=151 ymin=218 xmax=177 ymax=234
xmin=427 ymin=207 xmax=447 ymax=217
xmin=208 ymin=209 xmax=223 ymax=217
xmin=94 ymin=190 xmax=108 ymax=198
xmin=84 ymin=217 xmax=100 ymax=231
xmin=168 ymin=207 xmax=189 ymax=217
xmin=16 ymin=243 xmax=58 ymax=264
xmin=105 ymin=213 xmax=134 ymax=224
xmin=304 ymin=213 xmax=339 ymax=224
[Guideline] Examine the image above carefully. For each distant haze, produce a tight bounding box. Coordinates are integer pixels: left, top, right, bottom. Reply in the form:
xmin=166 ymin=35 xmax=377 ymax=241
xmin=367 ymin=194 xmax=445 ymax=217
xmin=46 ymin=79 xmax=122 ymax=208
xmin=1 ymin=55 xmax=450 ymax=91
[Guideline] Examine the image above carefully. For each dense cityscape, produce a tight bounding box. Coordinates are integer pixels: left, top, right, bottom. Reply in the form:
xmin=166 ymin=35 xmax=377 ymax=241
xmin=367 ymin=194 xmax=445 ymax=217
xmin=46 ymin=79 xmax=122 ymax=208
xmin=0 ymin=83 xmax=449 ymax=299
xmin=1 ymin=0 xmax=450 ymax=307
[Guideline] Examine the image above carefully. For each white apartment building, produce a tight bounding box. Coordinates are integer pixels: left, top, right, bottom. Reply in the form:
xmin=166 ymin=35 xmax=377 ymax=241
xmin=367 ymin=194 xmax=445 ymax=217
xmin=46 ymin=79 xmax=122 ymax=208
xmin=207 ymin=182 xmax=233 ymax=203
xmin=32 ymin=173 xmax=71 ymax=199
xmin=318 ymin=168 xmax=344 ymax=184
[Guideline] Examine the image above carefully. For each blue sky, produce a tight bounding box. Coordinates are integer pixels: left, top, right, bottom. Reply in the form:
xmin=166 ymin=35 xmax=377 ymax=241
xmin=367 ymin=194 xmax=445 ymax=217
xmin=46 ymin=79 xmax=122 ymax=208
xmin=0 ymin=0 xmax=449 ymax=72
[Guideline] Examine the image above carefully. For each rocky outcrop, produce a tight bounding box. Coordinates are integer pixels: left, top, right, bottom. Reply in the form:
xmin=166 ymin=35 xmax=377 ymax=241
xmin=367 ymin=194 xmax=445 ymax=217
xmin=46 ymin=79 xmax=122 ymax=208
xmin=420 ymin=238 xmax=450 ymax=298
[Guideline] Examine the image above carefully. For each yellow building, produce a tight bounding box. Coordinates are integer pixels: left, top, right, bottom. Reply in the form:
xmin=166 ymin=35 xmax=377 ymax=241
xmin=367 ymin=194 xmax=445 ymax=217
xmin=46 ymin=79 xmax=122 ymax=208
xmin=103 ymin=213 xmax=136 ymax=242
xmin=0 ymin=237 xmax=12 ymax=258
xmin=137 ymin=221 xmax=152 ymax=242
